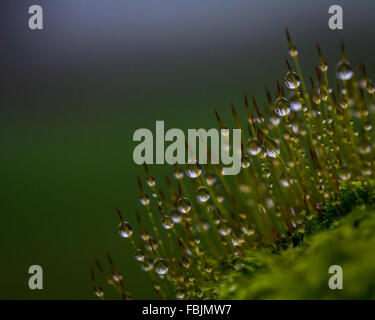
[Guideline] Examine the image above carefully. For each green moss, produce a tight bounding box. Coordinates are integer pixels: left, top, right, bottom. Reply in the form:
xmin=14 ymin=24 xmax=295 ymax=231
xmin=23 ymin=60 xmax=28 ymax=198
xmin=218 ymin=180 xmax=375 ymax=299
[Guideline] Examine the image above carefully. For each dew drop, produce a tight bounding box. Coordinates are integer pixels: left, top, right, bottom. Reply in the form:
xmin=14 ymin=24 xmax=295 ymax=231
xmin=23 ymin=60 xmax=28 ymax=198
xmin=288 ymin=47 xmax=298 ymax=58
xmin=363 ymin=121 xmax=372 ymax=131
xmin=181 ymin=256 xmax=190 ymax=269
xmin=146 ymin=237 xmax=159 ymax=251
xmin=205 ymin=171 xmax=216 ymax=186
xmin=140 ymin=257 xmax=154 ymax=272
xmin=241 ymin=226 xmax=255 ymax=236
xmin=318 ymin=61 xmax=328 ymax=72
xmin=319 ymin=87 xmax=328 ymax=101
xmin=218 ymin=222 xmax=231 ymax=236
xmin=289 ymin=94 xmax=302 ymax=111
xmin=241 ymin=155 xmax=251 ymax=168
xmin=284 ymin=71 xmax=300 ymax=89
xmin=135 ymin=249 xmax=145 ymax=262
xmin=246 ymin=138 xmax=262 ymax=156
xmin=366 ymin=79 xmax=375 ymax=95
xmin=146 ymin=176 xmax=156 ymax=188
xmin=274 ymin=96 xmax=291 ymax=117
xmin=154 ymin=258 xmax=169 ymax=275
xmin=204 ymin=263 xmax=213 ymax=273
xmin=175 ymin=288 xmax=185 ymax=299
xmin=357 ymin=141 xmax=372 ymax=155
xmin=174 ymin=168 xmax=184 ymax=180
xmin=139 ymin=194 xmax=150 ymax=206
xmin=186 ymin=163 xmax=202 ymax=179
xmin=195 ymin=288 xmax=203 ymax=298
xmin=336 ymin=60 xmax=354 ymax=81
xmin=118 ymin=221 xmax=133 ymax=238
xmin=177 ymin=197 xmax=191 ymax=214
xmin=162 ymin=215 xmax=174 ymax=229
xmin=169 ymin=209 xmax=182 ymax=223
xmin=312 ymin=93 xmax=321 ymax=105
xmin=338 ymin=167 xmax=351 ymax=181
xmin=94 ymin=286 xmax=104 ymax=298
xmin=112 ymin=272 xmax=123 ymax=282
xmin=196 ymin=186 xmax=210 ymax=203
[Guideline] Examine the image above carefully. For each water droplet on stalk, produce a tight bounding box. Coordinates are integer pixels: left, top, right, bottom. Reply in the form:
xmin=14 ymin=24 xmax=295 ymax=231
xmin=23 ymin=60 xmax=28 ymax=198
xmin=196 ymin=186 xmax=210 ymax=203
xmin=357 ymin=141 xmax=372 ymax=155
xmin=218 ymin=222 xmax=231 ymax=236
xmin=241 ymin=155 xmax=251 ymax=168
xmin=284 ymin=71 xmax=300 ymax=89
xmin=162 ymin=215 xmax=174 ymax=229
xmin=94 ymin=286 xmax=104 ymax=298
xmin=246 ymin=138 xmax=262 ymax=156
xmin=175 ymin=288 xmax=185 ymax=299
xmin=140 ymin=194 xmax=150 ymax=206
xmin=118 ymin=221 xmax=133 ymax=238
xmin=135 ymin=249 xmax=145 ymax=262
xmin=336 ymin=60 xmax=354 ymax=80
xmin=169 ymin=209 xmax=182 ymax=223
xmin=140 ymin=257 xmax=154 ymax=272
xmin=154 ymin=258 xmax=168 ymax=275
xmin=146 ymin=176 xmax=156 ymax=188
xmin=186 ymin=163 xmax=202 ymax=178
xmin=274 ymin=96 xmax=291 ymax=117
xmin=177 ymin=197 xmax=191 ymax=214
xmin=338 ymin=167 xmax=351 ymax=181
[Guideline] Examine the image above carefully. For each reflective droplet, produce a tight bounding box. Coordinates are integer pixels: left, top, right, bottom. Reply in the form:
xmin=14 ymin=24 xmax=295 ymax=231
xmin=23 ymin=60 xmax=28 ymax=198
xmin=288 ymin=47 xmax=298 ymax=58
xmin=118 ymin=221 xmax=133 ymax=238
xmin=196 ymin=186 xmax=210 ymax=203
xmin=318 ymin=61 xmax=328 ymax=72
xmin=181 ymin=256 xmax=190 ymax=269
xmin=357 ymin=141 xmax=372 ymax=155
xmin=363 ymin=121 xmax=372 ymax=131
xmin=145 ymin=237 xmax=158 ymax=251
xmin=146 ymin=176 xmax=156 ymax=188
xmin=175 ymin=288 xmax=185 ymax=299
xmin=241 ymin=226 xmax=255 ymax=236
xmin=270 ymin=116 xmax=281 ymax=126
xmin=319 ymin=87 xmax=328 ymax=101
xmin=135 ymin=249 xmax=145 ymax=262
xmin=274 ymin=96 xmax=291 ymax=117
xmin=366 ymin=79 xmax=375 ymax=95
xmin=204 ymin=263 xmax=213 ymax=273
xmin=312 ymin=93 xmax=321 ymax=105
xmin=169 ymin=209 xmax=182 ymax=223
xmin=289 ymin=94 xmax=302 ymax=111
xmin=186 ymin=163 xmax=202 ymax=179
xmin=154 ymin=258 xmax=168 ymax=275
xmin=336 ymin=60 xmax=354 ymax=81
xmin=195 ymin=288 xmax=203 ymax=298
xmin=94 ymin=286 xmax=104 ymax=298
xmin=246 ymin=138 xmax=262 ymax=156
xmin=174 ymin=168 xmax=184 ymax=180
xmin=284 ymin=71 xmax=300 ymax=89
xmin=338 ymin=167 xmax=351 ymax=181
xmin=140 ymin=257 xmax=154 ymax=272
xmin=218 ymin=222 xmax=231 ymax=236
xmin=162 ymin=215 xmax=174 ymax=229
xmin=205 ymin=171 xmax=216 ymax=186
xmin=177 ymin=197 xmax=191 ymax=214
xmin=112 ymin=272 xmax=123 ymax=282
xmin=140 ymin=194 xmax=150 ymax=206
xmin=241 ymin=155 xmax=251 ymax=168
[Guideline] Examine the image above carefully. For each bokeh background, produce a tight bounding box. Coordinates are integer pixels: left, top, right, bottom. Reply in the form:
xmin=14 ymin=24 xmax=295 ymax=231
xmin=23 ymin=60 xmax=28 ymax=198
xmin=1 ymin=0 xmax=375 ymax=299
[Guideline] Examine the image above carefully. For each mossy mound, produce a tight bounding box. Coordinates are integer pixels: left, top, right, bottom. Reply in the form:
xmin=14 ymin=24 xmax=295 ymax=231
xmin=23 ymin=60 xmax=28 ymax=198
xmin=219 ymin=180 xmax=375 ymax=299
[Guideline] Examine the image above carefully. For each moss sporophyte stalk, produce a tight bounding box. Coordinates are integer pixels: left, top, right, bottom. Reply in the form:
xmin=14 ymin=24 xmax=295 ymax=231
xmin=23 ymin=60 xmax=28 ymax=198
xmin=92 ymin=29 xmax=375 ymax=299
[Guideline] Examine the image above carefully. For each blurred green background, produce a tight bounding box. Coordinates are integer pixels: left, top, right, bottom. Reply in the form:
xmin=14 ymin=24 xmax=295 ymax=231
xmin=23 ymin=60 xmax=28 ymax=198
xmin=1 ymin=0 xmax=375 ymax=299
